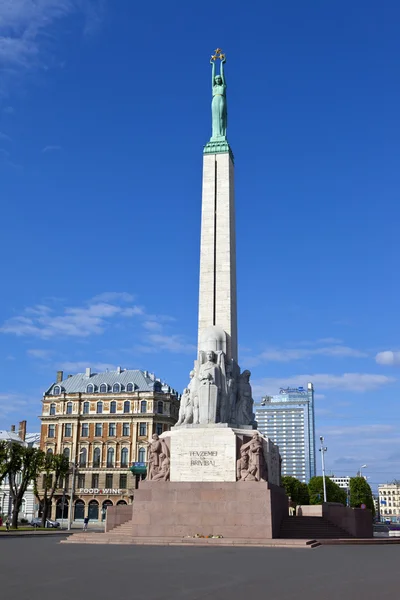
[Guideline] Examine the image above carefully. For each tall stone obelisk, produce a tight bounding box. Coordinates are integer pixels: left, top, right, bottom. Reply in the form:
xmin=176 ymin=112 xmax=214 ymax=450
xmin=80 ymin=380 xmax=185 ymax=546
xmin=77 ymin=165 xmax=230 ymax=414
xmin=198 ymin=49 xmax=237 ymax=364
xmin=198 ymin=49 xmax=238 ymax=363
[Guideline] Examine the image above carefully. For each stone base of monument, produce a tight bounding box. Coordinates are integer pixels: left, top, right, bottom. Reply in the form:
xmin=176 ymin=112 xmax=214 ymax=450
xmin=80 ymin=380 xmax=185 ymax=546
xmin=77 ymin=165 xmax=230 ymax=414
xmin=130 ymin=481 xmax=288 ymax=539
xmin=161 ymin=425 xmax=281 ymax=483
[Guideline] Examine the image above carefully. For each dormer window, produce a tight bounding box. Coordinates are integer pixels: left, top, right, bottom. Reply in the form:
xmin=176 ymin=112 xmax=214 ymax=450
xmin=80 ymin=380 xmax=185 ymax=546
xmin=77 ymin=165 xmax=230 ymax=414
xmin=112 ymin=383 xmax=121 ymax=393
xmin=99 ymin=384 xmax=107 ymax=393
xmin=154 ymin=381 xmax=162 ymax=392
xmin=87 ymin=384 xmax=94 ymax=393
xmin=53 ymin=386 xmax=61 ymax=395
xmin=126 ymin=383 xmax=134 ymax=392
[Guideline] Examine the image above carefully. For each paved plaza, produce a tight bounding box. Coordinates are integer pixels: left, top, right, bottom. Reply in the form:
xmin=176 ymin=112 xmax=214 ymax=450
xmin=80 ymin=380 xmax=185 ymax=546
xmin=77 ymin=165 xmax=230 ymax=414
xmin=0 ymin=536 xmax=398 ymax=599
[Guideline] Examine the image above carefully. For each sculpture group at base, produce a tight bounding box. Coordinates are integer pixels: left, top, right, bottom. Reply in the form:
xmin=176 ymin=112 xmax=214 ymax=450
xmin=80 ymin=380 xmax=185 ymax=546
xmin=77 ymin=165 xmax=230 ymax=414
xmin=147 ymin=434 xmax=170 ymax=481
xmin=236 ymin=433 xmax=267 ymax=482
xmin=176 ymin=329 xmax=255 ymax=428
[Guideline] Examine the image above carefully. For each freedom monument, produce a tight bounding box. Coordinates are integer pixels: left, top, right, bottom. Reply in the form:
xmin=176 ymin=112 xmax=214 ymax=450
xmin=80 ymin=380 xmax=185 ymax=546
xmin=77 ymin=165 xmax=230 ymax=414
xmin=130 ymin=50 xmax=287 ymax=539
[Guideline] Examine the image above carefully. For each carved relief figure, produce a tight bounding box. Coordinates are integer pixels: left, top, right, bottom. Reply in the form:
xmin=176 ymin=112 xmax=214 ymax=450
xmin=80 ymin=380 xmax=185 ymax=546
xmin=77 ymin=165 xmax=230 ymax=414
xmin=176 ymin=387 xmax=192 ymax=426
xmin=147 ymin=434 xmax=170 ymax=481
xmin=237 ymin=433 xmax=267 ymax=482
xmin=236 ymin=447 xmax=257 ymax=481
xmin=152 ymin=453 xmax=170 ymax=481
xmin=225 ymin=363 xmax=237 ymax=424
xmin=235 ymin=370 xmax=255 ymax=426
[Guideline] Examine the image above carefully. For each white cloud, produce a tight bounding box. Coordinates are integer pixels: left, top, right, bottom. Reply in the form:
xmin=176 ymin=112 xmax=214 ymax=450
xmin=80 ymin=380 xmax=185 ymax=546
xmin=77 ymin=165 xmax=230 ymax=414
xmin=42 ymin=145 xmax=62 ymax=153
xmin=0 ymin=393 xmax=30 ymax=419
xmin=139 ymin=334 xmax=196 ymax=355
xmin=59 ymin=361 xmax=116 ymax=373
xmin=142 ymin=321 xmax=163 ymax=332
xmin=0 ymin=0 xmax=105 ymax=77
xmin=323 ymin=424 xmax=395 ymax=437
xmin=249 ymin=344 xmax=367 ymax=366
xmin=0 ymin=295 xmax=144 ymax=338
xmin=376 ymin=350 xmax=400 ymax=366
xmin=251 ymin=372 xmax=396 ymax=398
xmin=27 ymin=348 xmax=52 ymax=359
xmin=91 ymin=292 xmax=135 ymax=303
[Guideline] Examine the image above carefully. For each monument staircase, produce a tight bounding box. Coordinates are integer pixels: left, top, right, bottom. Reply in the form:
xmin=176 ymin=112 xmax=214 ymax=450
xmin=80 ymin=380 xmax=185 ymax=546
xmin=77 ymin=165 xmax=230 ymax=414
xmin=279 ymin=516 xmax=353 ymax=540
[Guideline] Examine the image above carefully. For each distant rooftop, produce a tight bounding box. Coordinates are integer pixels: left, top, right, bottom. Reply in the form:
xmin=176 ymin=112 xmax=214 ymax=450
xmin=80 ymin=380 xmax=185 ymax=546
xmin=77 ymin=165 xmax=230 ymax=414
xmin=45 ymin=368 xmax=178 ymax=396
xmin=0 ymin=430 xmax=25 ymax=444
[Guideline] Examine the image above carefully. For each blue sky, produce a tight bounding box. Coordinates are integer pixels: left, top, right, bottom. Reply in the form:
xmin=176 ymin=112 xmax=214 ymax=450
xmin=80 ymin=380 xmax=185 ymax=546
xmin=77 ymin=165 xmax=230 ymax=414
xmin=1 ymin=0 xmax=399 ymax=490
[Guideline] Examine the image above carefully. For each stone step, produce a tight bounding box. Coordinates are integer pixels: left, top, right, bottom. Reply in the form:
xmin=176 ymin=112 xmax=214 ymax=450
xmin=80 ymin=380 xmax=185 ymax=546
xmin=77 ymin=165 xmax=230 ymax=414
xmin=61 ymin=534 xmax=320 ymax=548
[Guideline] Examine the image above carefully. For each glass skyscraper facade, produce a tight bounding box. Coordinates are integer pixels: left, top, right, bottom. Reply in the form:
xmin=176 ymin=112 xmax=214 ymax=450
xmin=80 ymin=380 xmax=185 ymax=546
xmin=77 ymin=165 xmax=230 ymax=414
xmin=255 ymin=383 xmax=316 ymax=483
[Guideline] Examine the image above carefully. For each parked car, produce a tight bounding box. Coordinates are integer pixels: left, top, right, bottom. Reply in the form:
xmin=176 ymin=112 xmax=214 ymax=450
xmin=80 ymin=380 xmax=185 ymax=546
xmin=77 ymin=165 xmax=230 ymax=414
xmin=373 ymin=524 xmax=390 ymax=538
xmin=30 ymin=518 xmax=60 ymax=528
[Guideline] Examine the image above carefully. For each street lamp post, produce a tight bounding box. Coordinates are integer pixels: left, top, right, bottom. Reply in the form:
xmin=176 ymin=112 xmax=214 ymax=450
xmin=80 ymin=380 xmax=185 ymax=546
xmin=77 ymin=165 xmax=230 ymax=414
xmin=359 ymin=464 xmax=367 ymax=478
xmin=67 ymin=451 xmax=83 ymax=531
xmin=319 ymin=436 xmax=328 ymax=503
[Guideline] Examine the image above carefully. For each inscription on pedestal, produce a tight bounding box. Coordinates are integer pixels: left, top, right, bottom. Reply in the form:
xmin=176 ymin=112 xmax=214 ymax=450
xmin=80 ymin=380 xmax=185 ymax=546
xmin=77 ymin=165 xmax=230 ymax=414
xmin=169 ymin=428 xmax=237 ymax=482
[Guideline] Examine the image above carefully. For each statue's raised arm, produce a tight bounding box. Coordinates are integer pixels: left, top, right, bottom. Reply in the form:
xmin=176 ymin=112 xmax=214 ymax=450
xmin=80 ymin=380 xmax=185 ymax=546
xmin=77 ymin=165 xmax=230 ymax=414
xmin=210 ymin=48 xmax=228 ymax=141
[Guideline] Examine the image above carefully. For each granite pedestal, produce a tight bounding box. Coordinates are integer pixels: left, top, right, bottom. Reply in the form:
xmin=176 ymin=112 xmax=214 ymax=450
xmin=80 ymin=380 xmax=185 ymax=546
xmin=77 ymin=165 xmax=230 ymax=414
xmin=130 ymin=481 xmax=287 ymax=539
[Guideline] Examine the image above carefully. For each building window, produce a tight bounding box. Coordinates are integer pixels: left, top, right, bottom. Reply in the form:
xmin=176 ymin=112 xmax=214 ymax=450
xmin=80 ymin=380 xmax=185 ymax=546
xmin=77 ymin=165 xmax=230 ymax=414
xmin=122 ymin=423 xmax=130 ymax=436
xmin=95 ymin=423 xmax=102 ymax=437
xmin=140 ymin=400 xmax=147 ymax=413
xmin=156 ymin=423 xmax=163 ymax=436
xmin=81 ymin=423 xmax=89 ymax=437
xmin=100 ymin=384 xmax=107 ymax=393
xmin=87 ymin=384 xmax=94 ymax=393
xmin=92 ymin=473 xmax=99 ymax=488
xmin=121 ymin=447 xmax=129 ymax=467
xmin=64 ymin=423 xmax=72 ymax=437
xmin=110 ymin=401 xmax=116 ymax=414
xmin=53 ymin=386 xmax=61 ymax=395
xmin=49 ymin=403 xmax=56 ymax=415
xmin=105 ymin=474 xmax=113 ymax=488
xmin=123 ymin=400 xmax=130 ymax=414
xmin=48 ymin=424 xmax=55 ymax=438
xmin=157 ymin=401 xmax=164 ymax=414
xmin=107 ymin=447 xmax=115 ymax=467
xmin=108 ymin=423 xmax=116 ymax=437
xmin=77 ymin=474 xmax=85 ymax=488
xmin=113 ymin=383 xmax=120 ymax=393
xmin=97 ymin=401 xmax=103 ymax=414
xmin=119 ymin=474 xmax=127 ymax=489
xmin=139 ymin=423 xmax=147 ymax=436
xmin=63 ymin=447 xmax=70 ymax=461
xmin=126 ymin=383 xmax=134 ymax=392
xmin=66 ymin=402 xmax=73 ymax=414
xmin=93 ymin=447 xmax=101 ymax=467
xmin=46 ymin=448 xmax=53 ymax=455
xmin=83 ymin=401 xmax=89 ymax=414
xmin=138 ymin=447 xmax=146 ymax=463
xmin=79 ymin=447 xmax=87 ymax=467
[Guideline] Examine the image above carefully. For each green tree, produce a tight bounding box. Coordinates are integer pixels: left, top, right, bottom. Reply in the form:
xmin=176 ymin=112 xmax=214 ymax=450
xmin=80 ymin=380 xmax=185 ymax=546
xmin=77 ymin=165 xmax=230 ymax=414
xmin=33 ymin=452 xmax=70 ymax=526
xmin=281 ymin=476 xmax=310 ymax=505
xmin=7 ymin=444 xmax=44 ymax=528
xmin=349 ymin=477 xmax=375 ymax=515
xmin=308 ymin=476 xmax=347 ymax=505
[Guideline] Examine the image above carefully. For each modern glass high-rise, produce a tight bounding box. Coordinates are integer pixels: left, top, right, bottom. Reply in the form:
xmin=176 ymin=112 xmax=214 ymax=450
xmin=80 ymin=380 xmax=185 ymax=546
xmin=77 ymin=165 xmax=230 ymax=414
xmin=255 ymin=383 xmax=316 ymax=483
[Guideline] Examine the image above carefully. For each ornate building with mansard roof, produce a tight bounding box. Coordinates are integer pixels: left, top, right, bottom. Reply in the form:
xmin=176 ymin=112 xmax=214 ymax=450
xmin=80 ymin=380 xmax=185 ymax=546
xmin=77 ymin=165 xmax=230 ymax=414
xmin=39 ymin=367 xmax=180 ymax=522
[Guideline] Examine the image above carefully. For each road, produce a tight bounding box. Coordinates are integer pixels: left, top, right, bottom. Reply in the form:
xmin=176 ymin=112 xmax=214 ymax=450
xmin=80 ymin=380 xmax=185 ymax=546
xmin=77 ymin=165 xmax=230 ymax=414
xmin=0 ymin=537 xmax=398 ymax=599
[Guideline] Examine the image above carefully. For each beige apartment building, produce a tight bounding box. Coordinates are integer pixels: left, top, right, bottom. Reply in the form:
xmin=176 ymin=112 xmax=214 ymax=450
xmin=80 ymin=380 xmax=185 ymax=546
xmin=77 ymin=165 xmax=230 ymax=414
xmin=40 ymin=368 xmax=179 ymax=522
xmin=379 ymin=483 xmax=400 ymax=523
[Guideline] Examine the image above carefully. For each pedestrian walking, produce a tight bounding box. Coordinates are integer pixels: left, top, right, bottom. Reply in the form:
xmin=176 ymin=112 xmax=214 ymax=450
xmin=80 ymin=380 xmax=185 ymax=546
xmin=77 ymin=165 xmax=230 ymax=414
xmin=0 ymin=516 xmax=3 ymax=528
xmin=83 ymin=516 xmax=89 ymax=531
xmin=5 ymin=517 xmax=10 ymax=532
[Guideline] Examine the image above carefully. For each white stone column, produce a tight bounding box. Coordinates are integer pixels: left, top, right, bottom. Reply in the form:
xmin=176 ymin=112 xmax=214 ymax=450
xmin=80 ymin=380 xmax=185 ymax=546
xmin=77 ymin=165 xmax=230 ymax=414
xmin=197 ymin=151 xmax=237 ymax=363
